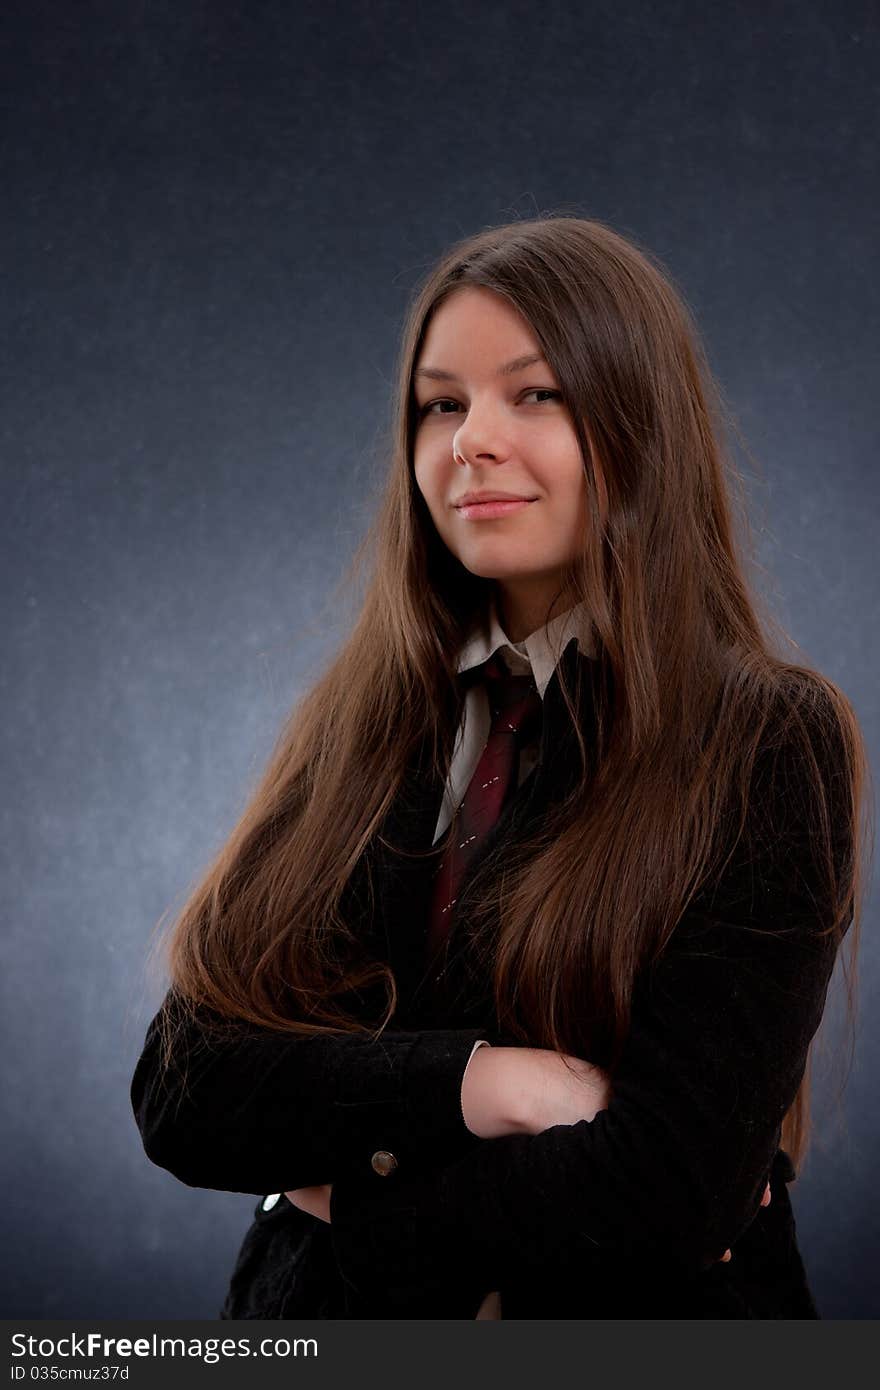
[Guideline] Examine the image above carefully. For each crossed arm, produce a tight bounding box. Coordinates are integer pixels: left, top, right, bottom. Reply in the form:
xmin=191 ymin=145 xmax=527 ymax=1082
xmin=133 ymin=883 xmax=816 ymax=1312
xmin=131 ymin=722 xmax=850 ymax=1314
xmin=284 ymin=1038 xmax=773 ymax=1263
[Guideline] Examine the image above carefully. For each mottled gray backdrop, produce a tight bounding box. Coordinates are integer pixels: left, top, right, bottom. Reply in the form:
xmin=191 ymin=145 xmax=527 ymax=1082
xmin=1 ymin=0 xmax=877 ymax=1319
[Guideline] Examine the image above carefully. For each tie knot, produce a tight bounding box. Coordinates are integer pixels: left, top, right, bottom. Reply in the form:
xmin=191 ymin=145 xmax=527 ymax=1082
xmin=482 ymin=652 xmax=542 ymax=735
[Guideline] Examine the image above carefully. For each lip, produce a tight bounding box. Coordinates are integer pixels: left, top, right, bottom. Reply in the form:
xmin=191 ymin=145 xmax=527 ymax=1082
xmin=454 ymin=497 xmax=538 ymax=520
xmin=454 ymin=490 xmax=537 ymax=506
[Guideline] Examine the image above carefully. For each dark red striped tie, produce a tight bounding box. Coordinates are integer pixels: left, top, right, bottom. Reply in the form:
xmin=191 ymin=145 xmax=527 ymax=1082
xmin=426 ymin=652 xmax=543 ymax=962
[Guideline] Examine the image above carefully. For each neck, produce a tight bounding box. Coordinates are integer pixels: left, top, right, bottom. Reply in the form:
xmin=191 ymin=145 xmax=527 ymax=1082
xmin=494 ymin=579 xmax=577 ymax=644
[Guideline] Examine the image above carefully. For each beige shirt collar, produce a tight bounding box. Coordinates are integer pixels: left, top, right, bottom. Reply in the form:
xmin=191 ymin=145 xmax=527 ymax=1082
xmin=455 ymin=591 xmax=595 ymax=698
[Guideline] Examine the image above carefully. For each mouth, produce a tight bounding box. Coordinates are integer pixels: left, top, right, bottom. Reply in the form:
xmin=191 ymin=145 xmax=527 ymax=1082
xmin=453 ymin=497 xmax=538 ymax=521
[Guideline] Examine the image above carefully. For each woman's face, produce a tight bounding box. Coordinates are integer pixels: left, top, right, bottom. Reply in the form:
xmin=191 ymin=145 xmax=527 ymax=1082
xmin=412 ymin=286 xmax=593 ymax=637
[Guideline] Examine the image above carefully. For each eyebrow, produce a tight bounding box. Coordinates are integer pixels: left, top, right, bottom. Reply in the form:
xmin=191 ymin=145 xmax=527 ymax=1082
xmin=413 ymin=352 xmax=547 ymax=383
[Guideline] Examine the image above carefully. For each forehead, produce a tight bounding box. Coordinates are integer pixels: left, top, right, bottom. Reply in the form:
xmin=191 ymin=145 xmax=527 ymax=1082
xmin=416 ymin=286 xmax=540 ymax=368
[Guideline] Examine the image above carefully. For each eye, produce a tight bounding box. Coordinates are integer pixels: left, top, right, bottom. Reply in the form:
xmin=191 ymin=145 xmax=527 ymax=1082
xmin=416 ymin=389 xmax=562 ymax=417
xmin=521 ymin=389 xmax=562 ymax=405
xmin=418 ymin=398 xmax=462 ymax=416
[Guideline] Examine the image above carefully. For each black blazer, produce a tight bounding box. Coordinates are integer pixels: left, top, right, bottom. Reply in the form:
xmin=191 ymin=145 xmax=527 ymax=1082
xmin=131 ymin=638 xmax=851 ymax=1319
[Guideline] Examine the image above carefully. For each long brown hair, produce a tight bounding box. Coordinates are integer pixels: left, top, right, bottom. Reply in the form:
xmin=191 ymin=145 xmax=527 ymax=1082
xmin=155 ymin=215 xmax=872 ymax=1171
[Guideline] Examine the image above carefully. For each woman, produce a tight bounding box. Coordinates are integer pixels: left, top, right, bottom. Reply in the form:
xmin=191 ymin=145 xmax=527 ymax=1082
xmin=131 ymin=215 xmax=868 ymax=1319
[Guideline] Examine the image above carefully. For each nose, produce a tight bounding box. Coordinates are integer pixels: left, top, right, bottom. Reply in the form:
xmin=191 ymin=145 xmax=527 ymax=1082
xmin=452 ymin=398 xmax=514 ymax=468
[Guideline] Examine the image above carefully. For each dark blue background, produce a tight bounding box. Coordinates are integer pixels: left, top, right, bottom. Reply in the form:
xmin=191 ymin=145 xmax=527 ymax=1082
xmin=1 ymin=0 xmax=877 ymax=1318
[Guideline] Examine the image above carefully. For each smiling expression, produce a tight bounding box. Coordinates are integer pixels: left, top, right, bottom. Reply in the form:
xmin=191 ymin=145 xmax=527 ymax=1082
xmin=412 ymin=287 xmax=590 ymax=614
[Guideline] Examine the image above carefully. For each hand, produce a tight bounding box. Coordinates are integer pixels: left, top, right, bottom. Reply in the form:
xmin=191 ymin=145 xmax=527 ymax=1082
xmin=476 ymin=1290 xmax=502 ymax=1319
xmin=285 ymin=1183 xmax=333 ymax=1223
xmin=717 ymin=1180 xmax=772 ymax=1263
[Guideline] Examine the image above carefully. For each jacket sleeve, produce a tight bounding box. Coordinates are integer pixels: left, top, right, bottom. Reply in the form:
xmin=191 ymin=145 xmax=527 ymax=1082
xmin=327 ymin=712 xmax=855 ymax=1308
xmin=131 ymin=990 xmax=488 ymax=1194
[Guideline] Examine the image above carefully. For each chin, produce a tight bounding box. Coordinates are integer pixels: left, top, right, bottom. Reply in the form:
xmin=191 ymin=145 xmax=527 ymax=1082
xmin=455 ymin=546 xmax=541 ymax=574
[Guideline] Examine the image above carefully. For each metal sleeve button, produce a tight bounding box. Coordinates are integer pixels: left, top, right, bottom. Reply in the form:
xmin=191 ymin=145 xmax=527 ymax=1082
xmin=370 ymin=1149 xmax=399 ymax=1177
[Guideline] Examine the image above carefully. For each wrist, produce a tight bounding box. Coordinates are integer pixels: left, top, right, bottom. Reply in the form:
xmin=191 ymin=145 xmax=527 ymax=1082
xmin=461 ymin=1044 xmax=533 ymax=1139
xmin=496 ymin=1047 xmax=612 ymax=1135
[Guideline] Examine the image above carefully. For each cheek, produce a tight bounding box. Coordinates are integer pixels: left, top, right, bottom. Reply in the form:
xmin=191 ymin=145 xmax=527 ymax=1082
xmin=549 ymin=460 xmax=590 ymax=546
xmin=413 ymin=446 xmax=449 ymax=515
xmin=541 ymin=447 xmax=589 ymax=511
xmin=413 ymin=468 xmax=447 ymax=543
xmin=412 ymin=450 xmax=431 ymax=506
